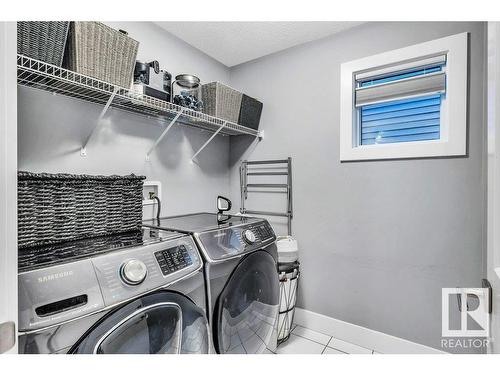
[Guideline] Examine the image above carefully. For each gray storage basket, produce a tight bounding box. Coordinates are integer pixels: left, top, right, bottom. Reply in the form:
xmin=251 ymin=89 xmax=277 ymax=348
xmin=63 ymin=22 xmax=139 ymax=88
xmin=202 ymin=82 xmax=243 ymax=124
xmin=238 ymin=94 xmax=263 ymax=130
xmin=17 ymin=21 xmax=70 ymax=66
xmin=18 ymin=172 xmax=145 ymax=249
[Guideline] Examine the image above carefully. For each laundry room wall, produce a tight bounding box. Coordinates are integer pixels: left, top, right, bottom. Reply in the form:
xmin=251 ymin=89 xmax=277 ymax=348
xmin=228 ymin=21 xmax=487 ymax=353
xmin=18 ymin=22 xmax=232 ymax=216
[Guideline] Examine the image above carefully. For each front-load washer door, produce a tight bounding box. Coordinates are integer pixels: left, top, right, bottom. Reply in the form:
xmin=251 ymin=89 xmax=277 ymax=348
xmin=69 ymin=291 xmax=209 ymax=354
xmin=214 ymin=251 xmax=279 ymax=354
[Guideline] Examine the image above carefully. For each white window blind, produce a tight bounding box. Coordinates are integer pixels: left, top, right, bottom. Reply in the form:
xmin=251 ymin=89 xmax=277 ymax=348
xmin=355 ymin=55 xmax=446 ymax=145
xmin=355 ymin=54 xmax=446 ymax=107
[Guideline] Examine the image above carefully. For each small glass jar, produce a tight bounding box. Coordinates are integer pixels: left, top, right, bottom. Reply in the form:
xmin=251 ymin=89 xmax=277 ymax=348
xmin=171 ymin=74 xmax=203 ymax=111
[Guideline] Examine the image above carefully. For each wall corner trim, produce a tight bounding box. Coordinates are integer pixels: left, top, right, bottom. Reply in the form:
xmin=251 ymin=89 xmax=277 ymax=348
xmin=294 ymin=308 xmax=445 ymax=354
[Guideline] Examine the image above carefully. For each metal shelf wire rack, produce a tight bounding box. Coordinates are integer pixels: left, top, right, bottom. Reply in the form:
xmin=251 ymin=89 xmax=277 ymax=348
xmin=17 ymin=54 xmax=261 ymax=137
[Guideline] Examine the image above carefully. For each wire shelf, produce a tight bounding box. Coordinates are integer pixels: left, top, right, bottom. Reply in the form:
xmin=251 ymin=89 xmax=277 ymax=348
xmin=16 ymin=54 xmax=260 ymax=137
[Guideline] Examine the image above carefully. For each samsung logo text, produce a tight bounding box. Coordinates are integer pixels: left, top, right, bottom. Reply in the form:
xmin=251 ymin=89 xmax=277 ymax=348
xmin=38 ymin=270 xmax=74 ymax=283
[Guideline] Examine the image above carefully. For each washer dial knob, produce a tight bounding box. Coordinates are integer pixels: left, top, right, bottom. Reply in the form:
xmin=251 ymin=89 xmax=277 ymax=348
xmin=120 ymin=259 xmax=148 ymax=285
xmin=243 ymin=229 xmax=256 ymax=244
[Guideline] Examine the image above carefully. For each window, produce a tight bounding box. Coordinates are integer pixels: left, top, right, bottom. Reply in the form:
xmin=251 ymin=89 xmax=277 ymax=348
xmin=357 ymin=60 xmax=445 ymax=145
xmin=340 ymin=33 xmax=468 ymax=161
xmin=360 ymin=94 xmax=442 ymax=145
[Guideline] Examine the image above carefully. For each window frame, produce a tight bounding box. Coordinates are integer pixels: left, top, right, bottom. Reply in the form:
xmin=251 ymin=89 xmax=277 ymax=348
xmin=340 ymin=32 xmax=468 ymax=161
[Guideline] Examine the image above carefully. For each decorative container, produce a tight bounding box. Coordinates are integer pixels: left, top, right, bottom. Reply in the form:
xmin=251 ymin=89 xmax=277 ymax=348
xmin=172 ymin=74 xmax=203 ymax=111
xmin=17 ymin=171 xmax=145 ymax=249
xmin=63 ymin=22 xmax=139 ymax=88
xmin=202 ymin=82 xmax=242 ymax=123
xmin=17 ymin=21 xmax=70 ymax=66
xmin=238 ymin=94 xmax=263 ymax=130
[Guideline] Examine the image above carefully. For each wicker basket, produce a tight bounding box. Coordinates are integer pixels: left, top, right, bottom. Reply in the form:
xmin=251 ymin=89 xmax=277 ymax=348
xmin=17 ymin=21 xmax=70 ymax=66
xmin=18 ymin=172 xmax=145 ymax=249
xmin=202 ymin=82 xmax=243 ymax=124
xmin=18 ymin=230 xmax=144 ymax=271
xmin=63 ymin=22 xmax=139 ymax=88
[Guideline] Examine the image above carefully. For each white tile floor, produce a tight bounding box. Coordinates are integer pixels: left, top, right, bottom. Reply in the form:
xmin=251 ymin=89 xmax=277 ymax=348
xmin=271 ymin=325 xmax=378 ymax=354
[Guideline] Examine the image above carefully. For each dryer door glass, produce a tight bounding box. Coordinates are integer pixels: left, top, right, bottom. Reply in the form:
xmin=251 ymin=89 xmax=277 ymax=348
xmin=69 ymin=291 xmax=209 ymax=354
xmin=215 ymin=251 xmax=279 ymax=354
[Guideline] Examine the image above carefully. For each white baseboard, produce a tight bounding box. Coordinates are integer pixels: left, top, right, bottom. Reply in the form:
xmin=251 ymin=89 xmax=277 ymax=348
xmin=294 ymin=308 xmax=445 ymax=354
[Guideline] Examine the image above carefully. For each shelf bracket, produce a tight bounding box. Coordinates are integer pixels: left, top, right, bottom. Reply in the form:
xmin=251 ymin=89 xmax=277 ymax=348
xmin=191 ymin=121 xmax=227 ymax=162
xmin=145 ymin=109 xmax=184 ymax=161
xmin=81 ymin=87 xmax=119 ymax=157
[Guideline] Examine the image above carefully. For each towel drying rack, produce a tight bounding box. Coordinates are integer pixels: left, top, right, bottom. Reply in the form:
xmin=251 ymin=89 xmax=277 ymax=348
xmin=240 ymin=158 xmax=293 ymax=235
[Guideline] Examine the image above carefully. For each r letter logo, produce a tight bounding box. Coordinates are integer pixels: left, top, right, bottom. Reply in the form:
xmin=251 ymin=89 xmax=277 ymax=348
xmin=442 ymin=288 xmax=489 ymax=337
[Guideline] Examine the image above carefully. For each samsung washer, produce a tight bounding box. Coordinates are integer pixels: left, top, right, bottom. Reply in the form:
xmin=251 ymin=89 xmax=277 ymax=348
xmin=18 ymin=227 xmax=211 ymax=354
xmin=143 ymin=213 xmax=280 ymax=354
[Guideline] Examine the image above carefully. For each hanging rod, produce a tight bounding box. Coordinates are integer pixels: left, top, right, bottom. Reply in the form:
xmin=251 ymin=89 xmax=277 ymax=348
xmin=246 ymin=172 xmax=289 ymax=176
xmin=246 ymin=183 xmax=288 ymax=188
xmin=243 ymin=210 xmax=290 ymax=218
xmin=243 ymin=159 xmax=290 ymax=165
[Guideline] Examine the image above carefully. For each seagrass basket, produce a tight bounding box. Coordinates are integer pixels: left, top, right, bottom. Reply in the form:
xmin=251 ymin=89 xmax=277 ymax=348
xmin=63 ymin=22 xmax=139 ymax=88
xmin=18 ymin=172 xmax=145 ymax=249
xmin=202 ymin=82 xmax=243 ymax=124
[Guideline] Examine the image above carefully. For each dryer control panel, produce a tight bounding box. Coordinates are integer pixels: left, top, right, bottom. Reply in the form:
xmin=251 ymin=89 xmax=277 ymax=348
xmin=252 ymin=222 xmax=275 ymax=242
xmin=196 ymin=220 xmax=276 ymax=262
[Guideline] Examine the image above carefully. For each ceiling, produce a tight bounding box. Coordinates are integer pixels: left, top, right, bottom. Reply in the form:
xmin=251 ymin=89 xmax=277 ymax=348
xmin=155 ymin=22 xmax=363 ymax=67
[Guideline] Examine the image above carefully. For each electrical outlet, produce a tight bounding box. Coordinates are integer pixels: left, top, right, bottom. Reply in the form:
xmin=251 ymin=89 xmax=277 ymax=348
xmin=143 ymin=181 xmax=162 ymax=205
xmin=143 ymin=181 xmax=162 ymax=221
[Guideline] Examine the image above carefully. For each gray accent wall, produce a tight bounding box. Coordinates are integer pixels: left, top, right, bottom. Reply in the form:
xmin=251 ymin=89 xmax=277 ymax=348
xmin=228 ymin=22 xmax=487 ymax=353
xmin=18 ymin=22 xmax=232 ymax=216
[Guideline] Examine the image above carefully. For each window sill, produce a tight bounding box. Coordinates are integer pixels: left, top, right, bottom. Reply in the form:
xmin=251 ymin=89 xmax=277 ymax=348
xmin=340 ymin=138 xmax=466 ymax=161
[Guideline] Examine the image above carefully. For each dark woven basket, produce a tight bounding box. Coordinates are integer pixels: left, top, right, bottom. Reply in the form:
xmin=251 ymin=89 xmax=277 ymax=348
xmin=18 ymin=172 xmax=145 ymax=249
xmin=17 ymin=21 xmax=70 ymax=66
xmin=238 ymin=94 xmax=263 ymax=130
xmin=18 ymin=230 xmax=144 ymax=272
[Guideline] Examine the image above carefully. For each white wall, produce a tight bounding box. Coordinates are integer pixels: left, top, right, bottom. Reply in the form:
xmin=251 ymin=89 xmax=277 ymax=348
xmin=0 ymin=21 xmax=18 ymax=354
xmin=228 ymin=22 xmax=487 ymax=353
xmin=487 ymin=21 xmax=500 ymax=354
xmin=18 ymin=22 xmax=233 ymax=216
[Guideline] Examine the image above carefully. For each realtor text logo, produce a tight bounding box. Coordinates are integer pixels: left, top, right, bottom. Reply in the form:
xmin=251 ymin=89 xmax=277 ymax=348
xmin=442 ymin=288 xmax=489 ymax=337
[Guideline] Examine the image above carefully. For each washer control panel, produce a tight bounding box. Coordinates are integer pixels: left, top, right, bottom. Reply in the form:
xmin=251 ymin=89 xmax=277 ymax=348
xmin=92 ymin=236 xmax=201 ymax=306
xmin=154 ymin=244 xmax=193 ymax=276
